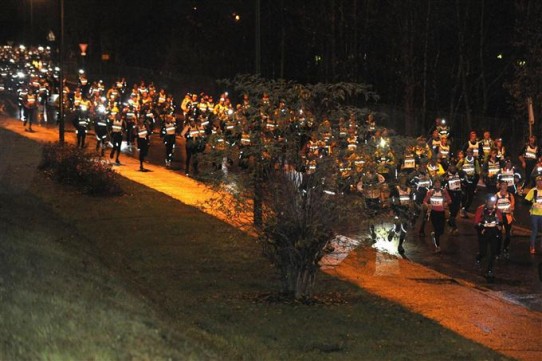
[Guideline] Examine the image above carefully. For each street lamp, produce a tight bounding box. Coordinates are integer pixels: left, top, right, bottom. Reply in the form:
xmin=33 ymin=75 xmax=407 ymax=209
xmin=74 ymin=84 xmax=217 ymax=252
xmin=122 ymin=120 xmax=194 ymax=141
xmin=58 ymin=0 xmax=64 ymax=143
xmin=79 ymin=43 xmax=88 ymax=70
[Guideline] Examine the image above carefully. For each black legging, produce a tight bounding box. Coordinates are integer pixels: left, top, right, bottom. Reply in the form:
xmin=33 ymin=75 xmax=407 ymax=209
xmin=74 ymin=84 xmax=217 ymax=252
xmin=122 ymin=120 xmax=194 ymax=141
xmin=447 ymin=190 xmax=462 ymax=228
xmin=23 ymin=107 xmax=35 ymax=129
xmin=110 ymin=132 xmax=122 ymax=162
xmin=462 ymin=177 xmax=478 ymax=212
xmin=501 ymin=214 xmax=513 ymax=252
xmin=126 ymin=121 xmax=135 ymax=146
xmin=95 ymin=126 xmax=108 ymax=154
xmin=164 ymin=134 xmax=176 ymax=163
xmin=137 ymin=137 xmax=149 ymax=168
xmin=479 ymin=227 xmax=501 ymax=273
xmin=414 ymin=189 xmax=428 ymax=233
xmin=430 ymin=211 xmax=446 ymax=246
xmin=392 ymin=205 xmax=409 ymax=249
xmin=524 ymin=160 xmax=536 ymax=188
xmin=76 ymin=127 xmax=87 ymax=148
xmin=185 ymin=138 xmax=199 ymax=174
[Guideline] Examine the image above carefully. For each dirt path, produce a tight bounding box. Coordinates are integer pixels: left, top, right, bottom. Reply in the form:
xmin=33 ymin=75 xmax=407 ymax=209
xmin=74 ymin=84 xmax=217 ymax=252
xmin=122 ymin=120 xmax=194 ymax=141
xmin=1 ymin=115 xmax=541 ymax=361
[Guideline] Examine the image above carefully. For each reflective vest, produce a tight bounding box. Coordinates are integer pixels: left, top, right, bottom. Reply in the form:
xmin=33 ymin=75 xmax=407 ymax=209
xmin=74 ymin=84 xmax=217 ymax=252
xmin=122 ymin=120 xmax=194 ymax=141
xmin=437 ymin=125 xmax=449 ymax=138
xmin=438 ymin=145 xmax=450 ymax=159
xmin=524 ymin=145 xmax=538 ymax=160
xmin=462 ymin=158 xmax=476 ymax=176
xmin=530 ymin=189 xmax=542 ymax=209
xmin=481 ymin=209 xmax=499 ymax=227
xmin=73 ymin=94 xmax=82 ymax=107
xmin=111 ymin=119 xmax=123 ymax=133
xmin=427 ymin=163 xmax=439 ymax=177
xmin=481 ymin=140 xmax=492 ymax=155
xmin=487 ymin=161 xmax=500 ymax=177
xmin=416 ymin=177 xmax=431 ymax=190
xmin=447 ymin=174 xmax=461 ymax=191
xmin=467 ymin=141 xmax=479 ymax=157
xmin=429 ymin=190 xmax=444 ymax=207
xmin=138 ymin=126 xmax=148 ymax=138
xmin=26 ymin=93 xmax=36 ymax=106
xmin=496 ymin=192 xmax=512 ymax=213
xmin=241 ymin=133 xmax=251 ymax=145
xmin=354 ymin=159 xmax=365 ymax=170
xmin=397 ymin=186 xmax=412 ymax=206
xmin=165 ymin=123 xmax=176 ymax=135
xmin=403 ymin=156 xmax=416 ymax=169
xmin=499 ymin=168 xmax=515 ymax=187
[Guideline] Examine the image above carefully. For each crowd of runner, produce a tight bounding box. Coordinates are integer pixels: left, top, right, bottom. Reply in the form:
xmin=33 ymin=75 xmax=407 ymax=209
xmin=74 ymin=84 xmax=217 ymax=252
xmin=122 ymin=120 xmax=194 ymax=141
xmin=2 ymin=44 xmax=542 ymax=282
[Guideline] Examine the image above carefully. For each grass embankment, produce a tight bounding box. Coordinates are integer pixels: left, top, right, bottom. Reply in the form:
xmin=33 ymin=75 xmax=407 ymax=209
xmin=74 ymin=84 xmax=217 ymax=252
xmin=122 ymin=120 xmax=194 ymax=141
xmin=0 ymin=128 xmax=510 ymax=360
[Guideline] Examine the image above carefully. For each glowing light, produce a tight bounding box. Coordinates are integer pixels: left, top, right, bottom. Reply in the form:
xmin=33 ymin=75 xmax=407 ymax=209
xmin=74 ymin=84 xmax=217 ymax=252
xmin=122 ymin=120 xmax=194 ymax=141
xmin=370 ymin=222 xmax=401 ymax=256
xmin=497 ymin=53 xmax=503 ymax=59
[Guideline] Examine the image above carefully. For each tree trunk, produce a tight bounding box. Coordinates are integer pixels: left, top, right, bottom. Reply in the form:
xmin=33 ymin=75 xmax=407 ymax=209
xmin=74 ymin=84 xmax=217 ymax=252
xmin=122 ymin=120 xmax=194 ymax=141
xmin=421 ymin=0 xmax=431 ymax=128
xmin=330 ymin=0 xmax=336 ymax=81
xmin=294 ymin=267 xmax=316 ymax=300
xmin=401 ymin=1 xmax=416 ymax=136
xmin=279 ymin=0 xmax=285 ymax=79
xmin=479 ymin=0 xmax=488 ymax=114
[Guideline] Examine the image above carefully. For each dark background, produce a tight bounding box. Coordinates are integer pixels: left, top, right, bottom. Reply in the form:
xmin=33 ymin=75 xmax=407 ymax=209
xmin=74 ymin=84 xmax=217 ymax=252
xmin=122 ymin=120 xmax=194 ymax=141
xmin=1 ymin=0 xmax=541 ymax=143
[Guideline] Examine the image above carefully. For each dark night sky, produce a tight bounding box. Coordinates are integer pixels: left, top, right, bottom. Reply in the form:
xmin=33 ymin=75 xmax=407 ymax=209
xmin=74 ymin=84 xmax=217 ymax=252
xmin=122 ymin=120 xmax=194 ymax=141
xmin=0 ymin=0 xmax=529 ymax=132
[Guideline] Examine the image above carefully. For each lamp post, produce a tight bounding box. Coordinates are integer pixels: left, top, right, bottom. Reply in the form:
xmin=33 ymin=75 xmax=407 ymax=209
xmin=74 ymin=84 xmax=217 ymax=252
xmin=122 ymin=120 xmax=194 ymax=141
xmin=58 ymin=0 xmax=64 ymax=143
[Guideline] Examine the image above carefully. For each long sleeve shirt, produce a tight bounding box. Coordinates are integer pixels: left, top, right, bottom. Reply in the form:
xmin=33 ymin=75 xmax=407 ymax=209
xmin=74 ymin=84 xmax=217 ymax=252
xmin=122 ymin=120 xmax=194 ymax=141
xmin=423 ymin=188 xmax=452 ymax=212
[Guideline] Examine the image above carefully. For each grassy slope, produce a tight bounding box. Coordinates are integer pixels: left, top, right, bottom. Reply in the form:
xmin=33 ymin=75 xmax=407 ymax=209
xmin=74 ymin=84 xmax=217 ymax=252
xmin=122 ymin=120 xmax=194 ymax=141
xmin=0 ymin=129 xmax=510 ymax=361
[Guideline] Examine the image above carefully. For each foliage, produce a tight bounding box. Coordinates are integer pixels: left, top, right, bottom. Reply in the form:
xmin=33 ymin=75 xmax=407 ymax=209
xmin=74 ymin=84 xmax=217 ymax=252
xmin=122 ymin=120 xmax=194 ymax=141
xmin=219 ymin=74 xmax=379 ymax=120
xmin=201 ymin=75 xmax=382 ymax=300
xmin=504 ymin=0 xmax=542 ymax=139
xmin=38 ymin=142 xmax=123 ymax=196
xmin=259 ymin=158 xmax=364 ymax=300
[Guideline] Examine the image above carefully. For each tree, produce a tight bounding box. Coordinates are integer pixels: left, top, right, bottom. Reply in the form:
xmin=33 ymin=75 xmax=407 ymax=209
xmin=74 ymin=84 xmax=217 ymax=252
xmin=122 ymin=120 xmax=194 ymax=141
xmin=199 ymin=74 xmax=381 ymax=300
xmin=505 ymin=0 xmax=542 ymax=140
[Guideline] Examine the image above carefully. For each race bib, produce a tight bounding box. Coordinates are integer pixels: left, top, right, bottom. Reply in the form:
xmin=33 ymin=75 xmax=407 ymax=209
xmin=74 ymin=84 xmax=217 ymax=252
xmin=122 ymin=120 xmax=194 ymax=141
xmin=430 ymin=195 xmax=444 ymax=207
xmin=448 ymin=179 xmax=461 ymax=191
